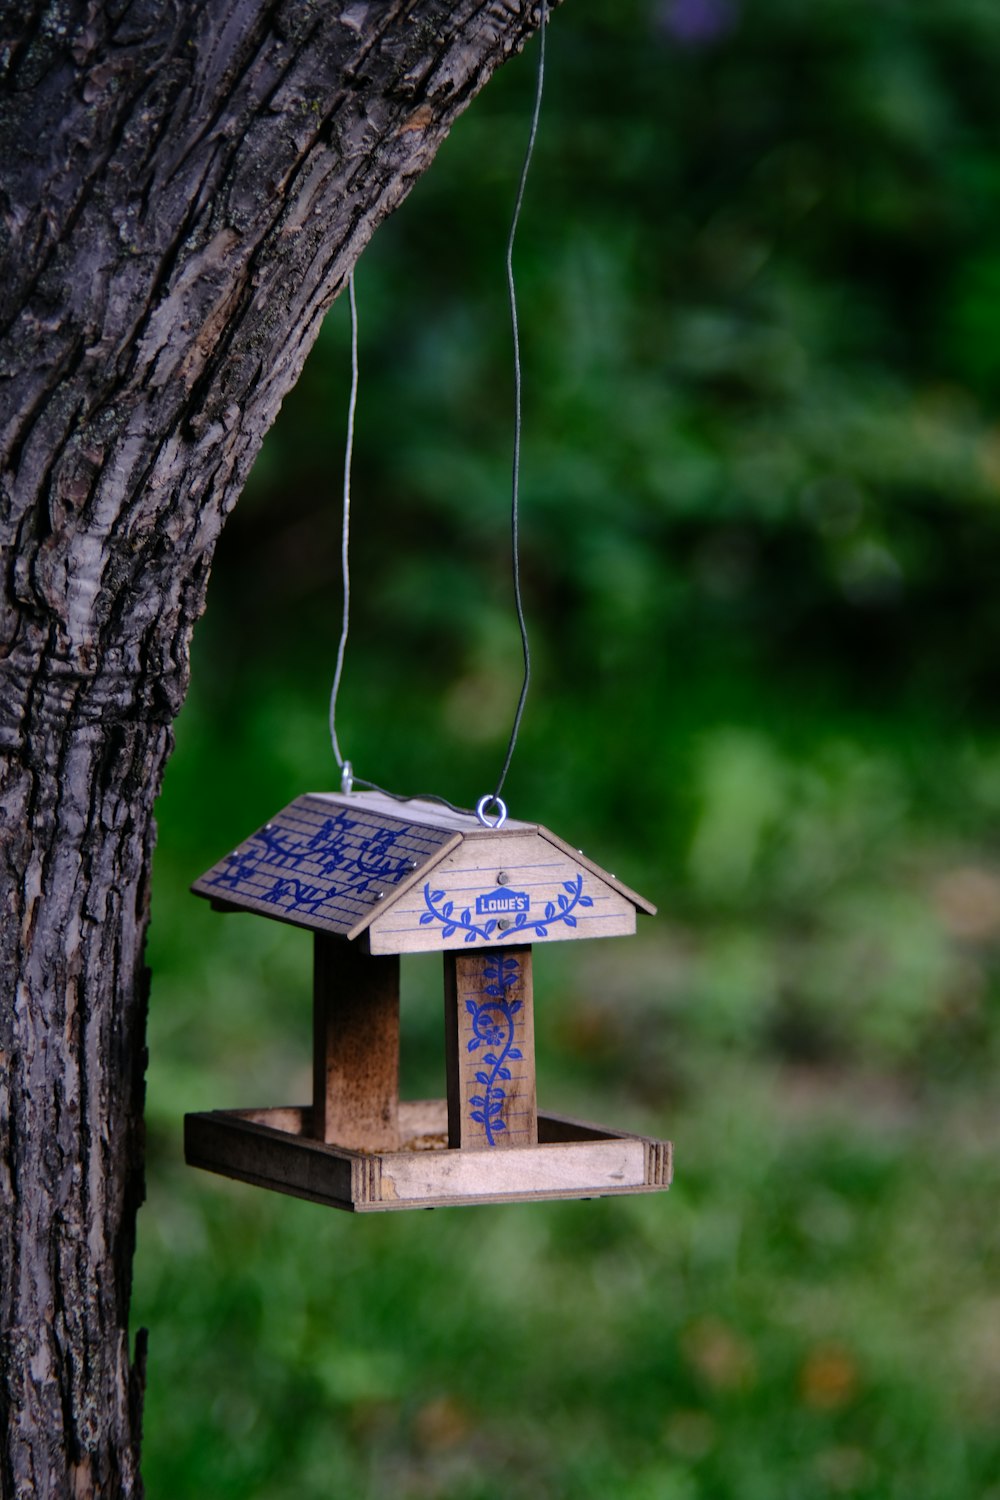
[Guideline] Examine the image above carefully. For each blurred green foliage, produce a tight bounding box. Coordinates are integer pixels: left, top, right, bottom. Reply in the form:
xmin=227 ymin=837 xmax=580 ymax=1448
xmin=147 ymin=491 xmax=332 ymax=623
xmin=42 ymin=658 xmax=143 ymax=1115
xmin=138 ymin=0 xmax=1000 ymax=1494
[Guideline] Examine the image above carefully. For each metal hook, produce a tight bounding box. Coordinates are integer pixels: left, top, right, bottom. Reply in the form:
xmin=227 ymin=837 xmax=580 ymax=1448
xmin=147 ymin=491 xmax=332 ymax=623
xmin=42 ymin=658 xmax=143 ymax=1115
xmin=475 ymin=794 xmax=508 ymax=829
xmin=341 ymin=760 xmax=354 ymax=795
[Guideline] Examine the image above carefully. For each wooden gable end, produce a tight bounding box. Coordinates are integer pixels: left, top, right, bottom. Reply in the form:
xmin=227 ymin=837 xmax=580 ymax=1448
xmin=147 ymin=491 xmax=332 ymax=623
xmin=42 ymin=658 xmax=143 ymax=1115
xmin=366 ymin=829 xmax=639 ymax=955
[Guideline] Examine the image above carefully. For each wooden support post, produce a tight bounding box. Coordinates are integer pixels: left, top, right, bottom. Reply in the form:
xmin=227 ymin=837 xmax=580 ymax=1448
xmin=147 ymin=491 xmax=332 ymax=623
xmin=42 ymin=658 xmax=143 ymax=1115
xmin=312 ymin=935 xmax=400 ymax=1151
xmin=443 ymin=945 xmax=537 ymax=1151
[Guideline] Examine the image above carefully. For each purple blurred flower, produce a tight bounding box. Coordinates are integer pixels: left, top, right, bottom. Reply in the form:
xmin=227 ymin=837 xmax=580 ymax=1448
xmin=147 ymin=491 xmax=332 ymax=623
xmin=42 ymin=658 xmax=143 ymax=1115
xmin=657 ymin=0 xmax=739 ymax=48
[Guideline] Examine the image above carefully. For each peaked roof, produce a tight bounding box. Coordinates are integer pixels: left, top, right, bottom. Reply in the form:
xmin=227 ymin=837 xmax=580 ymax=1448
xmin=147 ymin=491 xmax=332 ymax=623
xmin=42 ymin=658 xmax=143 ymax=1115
xmin=192 ymin=790 xmax=655 ymax=940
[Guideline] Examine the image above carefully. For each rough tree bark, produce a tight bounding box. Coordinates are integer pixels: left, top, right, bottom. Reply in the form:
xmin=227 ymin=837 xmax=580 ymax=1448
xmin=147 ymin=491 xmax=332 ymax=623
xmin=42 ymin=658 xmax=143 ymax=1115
xmin=0 ymin=1 xmax=553 ymax=1492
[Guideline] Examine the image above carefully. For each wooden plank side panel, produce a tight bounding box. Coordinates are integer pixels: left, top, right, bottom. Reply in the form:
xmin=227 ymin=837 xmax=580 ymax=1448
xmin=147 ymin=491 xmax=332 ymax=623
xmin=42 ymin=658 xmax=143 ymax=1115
xmin=184 ymin=1111 xmax=357 ymax=1211
xmin=379 ymin=1138 xmax=648 ymax=1203
xmin=397 ymin=1098 xmax=449 ymax=1141
xmin=444 ymin=947 xmax=537 ymax=1150
xmin=369 ymin=833 xmax=636 ymax=954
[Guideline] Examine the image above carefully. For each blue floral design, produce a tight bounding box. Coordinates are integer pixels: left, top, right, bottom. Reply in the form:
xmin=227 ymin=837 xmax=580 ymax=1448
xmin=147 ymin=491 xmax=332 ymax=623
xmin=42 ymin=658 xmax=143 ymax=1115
xmin=465 ymin=955 xmax=523 ymax=1146
xmin=420 ymin=873 xmax=593 ymax=942
xmin=209 ymin=810 xmax=414 ymax=913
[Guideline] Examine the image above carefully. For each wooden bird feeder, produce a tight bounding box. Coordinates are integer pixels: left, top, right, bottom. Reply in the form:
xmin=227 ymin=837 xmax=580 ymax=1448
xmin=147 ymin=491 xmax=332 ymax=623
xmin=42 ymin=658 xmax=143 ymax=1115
xmin=184 ymin=790 xmax=672 ymax=1212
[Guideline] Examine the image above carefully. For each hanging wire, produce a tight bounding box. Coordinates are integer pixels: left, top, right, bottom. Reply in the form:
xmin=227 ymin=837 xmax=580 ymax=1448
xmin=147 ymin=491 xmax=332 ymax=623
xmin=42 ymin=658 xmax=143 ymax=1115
xmin=328 ymin=3 xmax=549 ymax=824
xmin=487 ymin=0 xmax=548 ymax=813
xmin=329 ymin=267 xmax=358 ymax=791
xmin=327 ymin=265 xmax=471 ymax=815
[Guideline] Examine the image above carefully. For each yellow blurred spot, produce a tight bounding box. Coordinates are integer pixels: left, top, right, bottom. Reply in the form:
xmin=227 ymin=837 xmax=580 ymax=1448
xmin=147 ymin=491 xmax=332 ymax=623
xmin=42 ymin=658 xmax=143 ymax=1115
xmin=681 ymin=1317 xmax=757 ymax=1392
xmin=799 ymin=1345 xmax=859 ymax=1411
xmin=932 ymin=865 xmax=1000 ymax=942
xmin=413 ymin=1395 xmax=472 ymax=1452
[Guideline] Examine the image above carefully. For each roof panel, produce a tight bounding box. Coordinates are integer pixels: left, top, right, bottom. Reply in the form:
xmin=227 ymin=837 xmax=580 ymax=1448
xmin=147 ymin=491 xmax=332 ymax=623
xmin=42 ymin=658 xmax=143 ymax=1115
xmin=192 ymin=794 xmax=459 ymax=936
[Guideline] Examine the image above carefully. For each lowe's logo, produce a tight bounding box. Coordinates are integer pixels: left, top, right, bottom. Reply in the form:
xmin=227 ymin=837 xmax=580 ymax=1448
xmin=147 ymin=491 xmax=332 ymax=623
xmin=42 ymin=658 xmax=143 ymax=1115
xmin=476 ymin=889 xmax=530 ymax=916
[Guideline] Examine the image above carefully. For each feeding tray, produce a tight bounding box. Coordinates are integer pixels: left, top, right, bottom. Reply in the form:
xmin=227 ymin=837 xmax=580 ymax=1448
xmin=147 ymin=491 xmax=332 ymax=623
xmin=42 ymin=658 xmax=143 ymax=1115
xmin=185 ymin=790 xmax=672 ymax=1211
xmin=185 ymin=1101 xmax=671 ymax=1213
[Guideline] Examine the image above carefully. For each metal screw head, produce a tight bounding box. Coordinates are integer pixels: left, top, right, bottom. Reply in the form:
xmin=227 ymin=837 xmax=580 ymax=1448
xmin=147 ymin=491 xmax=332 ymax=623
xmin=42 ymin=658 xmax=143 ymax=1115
xmin=496 ymin=871 xmax=510 ymax=886
xmin=497 ymin=918 xmax=511 ymax=930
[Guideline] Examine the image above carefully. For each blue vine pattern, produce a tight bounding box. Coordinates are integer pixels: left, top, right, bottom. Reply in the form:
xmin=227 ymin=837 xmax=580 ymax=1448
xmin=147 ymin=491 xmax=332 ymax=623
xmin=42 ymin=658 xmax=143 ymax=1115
xmin=466 ymin=955 xmax=523 ymax=1146
xmin=208 ymin=809 xmax=415 ymax=915
xmin=420 ymin=873 xmax=594 ymax=943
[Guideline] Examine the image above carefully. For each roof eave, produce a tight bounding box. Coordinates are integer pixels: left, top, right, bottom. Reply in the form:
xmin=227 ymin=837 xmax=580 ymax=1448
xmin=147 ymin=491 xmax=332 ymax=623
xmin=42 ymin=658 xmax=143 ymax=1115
xmin=537 ymin=828 xmax=657 ymax=916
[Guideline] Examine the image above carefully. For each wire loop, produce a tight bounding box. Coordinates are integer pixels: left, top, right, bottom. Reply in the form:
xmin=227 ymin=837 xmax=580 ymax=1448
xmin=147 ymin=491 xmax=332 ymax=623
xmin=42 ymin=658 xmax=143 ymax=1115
xmin=476 ymin=795 xmax=509 ymax=829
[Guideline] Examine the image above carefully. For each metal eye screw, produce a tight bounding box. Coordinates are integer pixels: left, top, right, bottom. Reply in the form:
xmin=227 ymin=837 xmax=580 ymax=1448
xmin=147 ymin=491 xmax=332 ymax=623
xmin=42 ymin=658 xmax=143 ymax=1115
xmin=475 ymin=795 xmax=508 ymax=830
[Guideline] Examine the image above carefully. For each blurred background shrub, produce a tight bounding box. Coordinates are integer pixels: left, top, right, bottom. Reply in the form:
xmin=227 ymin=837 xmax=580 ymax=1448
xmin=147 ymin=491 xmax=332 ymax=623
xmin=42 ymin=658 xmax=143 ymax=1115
xmin=138 ymin=1 xmax=1000 ymax=1494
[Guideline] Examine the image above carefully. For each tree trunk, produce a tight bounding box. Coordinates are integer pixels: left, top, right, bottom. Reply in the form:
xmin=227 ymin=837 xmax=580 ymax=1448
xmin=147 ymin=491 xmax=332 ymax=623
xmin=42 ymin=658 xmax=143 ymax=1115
xmin=0 ymin=1 xmax=551 ymax=1490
